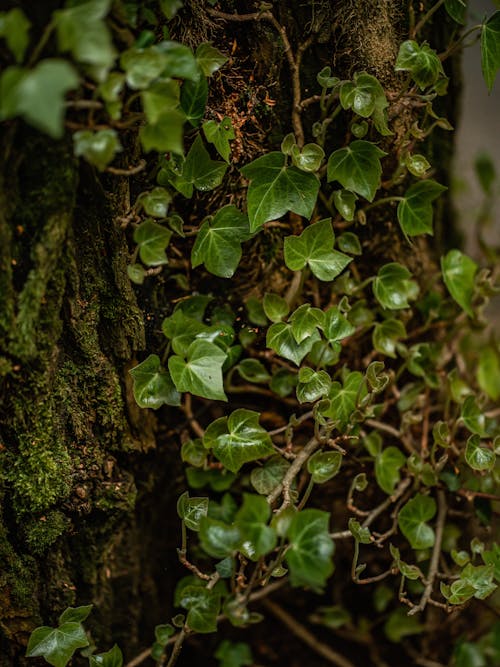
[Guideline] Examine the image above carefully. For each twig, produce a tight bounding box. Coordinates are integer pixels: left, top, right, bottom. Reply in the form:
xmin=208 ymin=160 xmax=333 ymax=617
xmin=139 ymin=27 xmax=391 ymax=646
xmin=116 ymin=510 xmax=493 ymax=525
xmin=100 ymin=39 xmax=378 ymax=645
xmin=364 ymin=418 xmax=415 ymax=455
xmin=182 ymin=394 xmax=205 ymax=438
xmin=165 ymin=628 xmax=187 ymax=667
xmin=261 ymin=599 xmax=357 ymax=667
xmin=106 ymin=160 xmax=147 ymax=176
xmin=411 ymin=0 xmax=446 ymax=39
xmin=267 ymin=437 xmax=319 ymax=506
xmin=408 ymin=489 xmax=447 ymax=615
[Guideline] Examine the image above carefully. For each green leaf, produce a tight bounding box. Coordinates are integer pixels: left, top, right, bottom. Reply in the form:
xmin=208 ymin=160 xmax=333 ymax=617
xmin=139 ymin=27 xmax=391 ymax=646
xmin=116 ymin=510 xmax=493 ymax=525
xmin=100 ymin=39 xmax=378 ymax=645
xmin=372 ymin=318 xmax=406 ymax=358
xmin=307 ymin=451 xmax=342 ymax=484
xmin=250 ymin=456 xmax=290 ymax=495
xmin=0 ymin=8 xmax=31 ymax=62
xmin=339 ymin=72 xmax=391 ymax=135
xmin=159 ymin=0 xmax=183 ymax=19
xmin=289 ymin=304 xmax=324 ymax=343
xmin=332 ymin=190 xmax=358 ymax=221
xmin=215 ymin=640 xmax=253 ymax=667
xmin=162 ymin=310 xmax=215 ymax=356
xmin=460 ymin=562 xmax=497 ymax=599
xmin=405 ymin=153 xmax=431 ymax=178
xmin=169 ymin=135 xmax=227 ymax=195
xmin=58 ymin=606 xmax=93 ymax=624
xmin=373 ymin=262 xmax=419 ymax=310
xmin=397 ymin=180 xmax=446 ymax=236
xmin=269 ymin=368 xmax=298 ymax=397
xmin=0 ymin=60 xmax=79 ymax=138
xmin=327 ymin=140 xmax=386 ymax=202
xmin=73 ymin=129 xmax=121 ymax=171
xmin=475 ymin=152 xmax=496 ymax=195
xmin=169 ymin=339 xmax=227 ymax=401
xmin=141 ymin=80 xmax=180 ymax=124
xmin=375 ymin=447 xmax=406 ymax=494
xmin=445 ymin=0 xmax=467 ymax=25
xmin=191 ymin=205 xmax=250 ymax=278
xmin=134 ymin=219 xmax=172 ymax=266
xmin=317 ymin=66 xmax=339 ymax=88
xmin=348 ymin=518 xmax=371 ymax=544
xmin=395 ymin=40 xmax=445 ymax=89
xmin=199 ymin=516 xmax=241 ymax=558
xmin=181 ymin=439 xmax=206 ymax=467
xmin=26 ymin=623 xmax=89 ymax=667
xmin=196 ymin=42 xmax=227 ymax=76
xmin=286 ymin=509 xmax=334 ymax=589
xmin=284 ymin=219 xmax=352 ymax=281
xmin=120 ymin=48 xmax=167 ymax=89
xmin=465 ymin=435 xmax=496 ymax=471
xmin=203 ymin=409 xmax=274 ymax=473
xmin=481 ymin=11 xmax=500 ymax=92
xmin=89 ymin=645 xmax=123 ymax=667
xmin=187 ymin=467 xmax=236 ymax=492
xmin=384 ymin=608 xmax=423 ymax=643
xmin=180 ymin=68 xmax=208 ymax=126
xmin=461 ymin=396 xmax=487 ymax=436
xmin=323 ymin=306 xmax=355 ymax=342
xmin=179 ymin=586 xmax=221 ymax=633
xmin=478 ymin=345 xmax=500 ymax=400
xmin=389 ymin=544 xmax=422 ymax=580
xmin=291 ymin=143 xmax=325 ymax=172
xmin=323 ymin=371 xmax=366 ymax=431
xmin=267 ymin=322 xmax=320 ymax=366
xmin=440 ymin=579 xmax=476 ymax=605
xmin=155 ymin=623 xmax=174 ymax=645
xmin=235 ymin=494 xmax=276 ymax=560
xmin=297 ymin=368 xmax=331 ymax=403
xmin=54 ymin=0 xmax=115 ymax=82
xmin=129 ymin=354 xmax=181 ymax=408
xmin=240 ymin=152 xmax=320 ymax=232
xmin=441 ymin=249 xmax=478 ymax=317
xmin=137 ymin=187 xmax=172 ymax=218
xmin=236 ymin=359 xmax=271 ymax=384
xmin=177 ymin=491 xmax=209 ymax=531
xmin=263 ymin=293 xmax=289 ymax=323
xmin=203 ymin=117 xmax=235 ymax=162
xmin=127 ymin=263 xmax=145 ymax=284
xmin=398 ymin=494 xmax=436 ymax=550
xmin=139 ymin=109 xmax=186 ymax=155
xmin=337 ymin=232 xmax=362 ymax=255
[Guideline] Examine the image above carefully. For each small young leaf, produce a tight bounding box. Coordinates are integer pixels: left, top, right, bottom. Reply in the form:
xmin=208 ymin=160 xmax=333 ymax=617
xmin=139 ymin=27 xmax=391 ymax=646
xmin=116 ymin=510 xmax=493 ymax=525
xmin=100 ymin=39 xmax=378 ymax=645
xmin=333 ymin=190 xmax=358 ymax=221
xmin=177 ymin=491 xmax=209 ymax=531
xmin=441 ymin=249 xmax=478 ymax=317
xmin=397 ymin=180 xmax=446 ymax=237
xmin=307 ymin=451 xmax=342 ymax=484
xmin=58 ymin=606 xmax=93 ymax=624
xmin=296 ymin=368 xmax=331 ymax=403
xmin=465 ymin=435 xmax=496 ymax=471
xmin=327 ymin=140 xmax=386 ymax=202
xmin=181 ymin=439 xmax=206 ymax=467
xmin=373 ymin=263 xmax=419 ymax=310
xmin=337 ymin=232 xmax=361 ymax=255
xmin=89 ymin=644 xmax=123 ymax=667
xmin=398 ymin=494 xmax=436 ymax=550
xmin=169 ymin=339 xmax=227 ymax=401
xmin=73 ymin=129 xmax=121 ymax=171
xmin=372 ymin=318 xmax=406 ymax=357
xmin=0 ymin=8 xmax=31 ymax=62
xmin=129 ymin=354 xmax=181 ymax=408
xmin=250 ymin=456 xmax=290 ymax=495
xmin=339 ymin=72 xmax=391 ymax=135
xmin=137 ymin=187 xmax=172 ymax=218
xmin=481 ymin=11 xmax=500 ymax=92
xmin=235 ymin=494 xmax=276 ymax=560
xmin=286 ymin=510 xmax=334 ymax=590
xmin=375 ymin=447 xmax=406 ymax=495
xmin=291 ymin=143 xmax=325 ymax=172
xmin=405 ymin=153 xmax=431 ymax=178
xmin=267 ymin=322 xmax=320 ymax=366
xmin=323 ymin=306 xmax=356 ymax=343
xmin=196 ymin=43 xmax=227 ymax=76
xmin=322 ymin=371 xmax=367 ymax=431
xmin=179 ymin=586 xmax=221 ymax=633
xmin=317 ymin=66 xmax=339 ymax=88
xmin=134 ymin=219 xmax=172 ymax=266
xmin=461 ymin=396 xmax=487 ymax=436
xmin=155 ymin=624 xmax=174 ymax=645
xmin=395 ymin=40 xmax=445 ymax=89
xmin=203 ymin=117 xmax=235 ymax=162
xmin=348 ymin=518 xmax=371 ymax=544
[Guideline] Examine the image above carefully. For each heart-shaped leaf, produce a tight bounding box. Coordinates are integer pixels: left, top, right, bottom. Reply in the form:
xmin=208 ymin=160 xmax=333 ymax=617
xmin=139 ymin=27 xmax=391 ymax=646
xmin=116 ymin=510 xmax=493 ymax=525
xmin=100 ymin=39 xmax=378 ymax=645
xmin=235 ymin=494 xmax=276 ymax=560
xmin=179 ymin=586 xmax=221 ymax=633
xmin=169 ymin=339 xmax=227 ymax=401
xmin=441 ymin=249 xmax=478 ymax=316
xmin=250 ymin=456 xmax=290 ymax=495
xmin=129 ymin=354 xmax=181 ymax=408
xmin=327 ymin=140 xmax=386 ymax=201
xmin=481 ymin=11 xmax=500 ymax=92
xmin=397 ymin=180 xmax=446 ymax=236
xmin=134 ymin=219 xmax=172 ymax=266
xmin=398 ymin=494 xmax=436 ymax=550
xmin=203 ymin=117 xmax=235 ymax=162
xmin=395 ymin=40 xmax=445 ymax=89
xmin=375 ymin=447 xmax=406 ymax=494
xmin=373 ymin=263 xmax=419 ymax=310
xmin=286 ymin=510 xmax=334 ymax=589
xmin=267 ymin=322 xmax=320 ymax=365
xmin=307 ymin=451 xmax=342 ymax=484
xmin=26 ymin=623 xmax=89 ymax=667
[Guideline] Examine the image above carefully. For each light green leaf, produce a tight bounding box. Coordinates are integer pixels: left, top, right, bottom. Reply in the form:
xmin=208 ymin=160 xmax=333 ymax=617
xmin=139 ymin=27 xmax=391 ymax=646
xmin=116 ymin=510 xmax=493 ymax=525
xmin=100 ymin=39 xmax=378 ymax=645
xmin=267 ymin=322 xmax=320 ymax=366
xmin=177 ymin=491 xmax=209 ymax=531
xmin=339 ymin=72 xmax=391 ymax=135
xmin=129 ymin=354 xmax=181 ymax=408
xmin=333 ymin=190 xmax=358 ymax=221
xmin=250 ymin=456 xmax=290 ymax=495
xmin=89 ymin=645 xmax=123 ymax=667
xmin=405 ymin=153 xmax=431 ymax=177
xmin=440 ymin=579 xmax=476 ymax=605
xmin=179 ymin=586 xmax=221 ymax=633
xmin=137 ymin=187 xmax=172 ymax=218
xmin=199 ymin=516 xmax=241 ymax=558
xmin=196 ymin=42 xmax=227 ymax=76
xmin=263 ymin=293 xmax=289 ymax=323
xmin=127 ymin=263 xmax=145 ymax=284
xmin=481 ymin=11 xmax=500 ymax=92
xmin=26 ymin=623 xmax=89 ymax=667
xmin=180 ymin=68 xmax=208 ymax=126
xmin=398 ymin=494 xmax=436 ymax=550
xmin=134 ymin=219 xmax=172 ymax=266
xmin=441 ymin=249 xmax=478 ymax=317
xmin=73 ymin=129 xmax=121 ymax=171
xmin=461 ymin=396 xmax=487 ymax=436
xmin=307 ymin=451 xmax=342 ymax=484
xmin=372 ymin=318 xmax=406 ymax=357
xmin=140 ymin=108 xmax=186 ymax=155
xmin=397 ymin=180 xmax=446 ymax=236
xmin=460 ymin=562 xmax=497 ymax=599
xmin=58 ymin=606 xmax=93 ymax=624
xmin=323 ymin=371 xmax=367 ymax=430
xmin=296 ymin=368 xmax=331 ymax=403
xmin=395 ymin=40 xmax=445 ymax=90
xmin=327 ymin=140 xmax=386 ymax=202
xmin=0 ymin=8 xmax=31 ymax=62
xmin=240 ymin=152 xmax=320 ymax=232
xmin=323 ymin=306 xmax=355 ymax=343
xmin=286 ymin=510 xmax=334 ymax=589
xmin=203 ymin=409 xmax=274 ymax=473
xmin=235 ymin=494 xmax=276 ymax=560
xmin=478 ymin=345 xmax=500 ymax=400
xmin=465 ymin=435 xmax=496 ymax=471
xmin=289 ymin=304 xmax=324 ymax=343
xmin=121 ymin=48 xmax=167 ymax=89
xmin=373 ymin=262 xmax=419 ymax=310
xmin=375 ymin=447 xmax=406 ymax=494
xmin=348 ymin=518 xmax=371 ymax=544
xmin=191 ymin=205 xmax=250 ymax=278
xmin=203 ymin=117 xmax=235 ymax=162
xmin=141 ymin=80 xmax=180 ymax=124
xmin=169 ymin=135 xmax=227 ymax=195
xmin=169 ymin=339 xmax=227 ymax=401
xmin=284 ymin=219 xmax=352 ymax=281
xmin=291 ymin=143 xmax=325 ymax=172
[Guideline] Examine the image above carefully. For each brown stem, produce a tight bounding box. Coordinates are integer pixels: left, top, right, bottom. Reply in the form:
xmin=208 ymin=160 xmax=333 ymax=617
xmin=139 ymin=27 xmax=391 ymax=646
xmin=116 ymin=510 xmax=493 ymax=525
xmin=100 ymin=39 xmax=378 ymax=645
xmin=106 ymin=160 xmax=147 ymax=176
xmin=267 ymin=437 xmax=319 ymax=506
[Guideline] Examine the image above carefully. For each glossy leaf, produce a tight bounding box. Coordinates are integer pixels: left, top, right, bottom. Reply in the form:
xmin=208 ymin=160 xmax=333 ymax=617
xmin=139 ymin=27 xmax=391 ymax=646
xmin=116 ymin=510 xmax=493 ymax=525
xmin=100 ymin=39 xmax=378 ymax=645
xmin=478 ymin=345 xmax=500 ymax=400
xmin=465 ymin=435 xmax=496 ymax=471
xmin=339 ymin=72 xmax=391 ymax=135
xmin=199 ymin=516 xmax=241 ymax=558
xmin=445 ymin=0 xmax=467 ymax=25
xmin=26 ymin=623 xmax=89 ymax=667
xmin=481 ymin=11 xmax=500 ymax=92
xmin=240 ymin=152 xmax=320 ymax=231
xmin=169 ymin=135 xmax=227 ymax=196
xmin=177 ymin=491 xmax=209 ymax=531
xmin=196 ymin=43 xmax=227 ymax=76
xmin=323 ymin=306 xmax=355 ymax=343
xmin=337 ymin=232 xmax=361 ymax=255
xmin=307 ymin=451 xmax=342 ymax=484
xmin=284 ymin=219 xmax=352 ymax=281
xmin=372 ymin=318 xmax=406 ymax=357
xmin=203 ymin=409 xmax=274 ymax=473
xmin=235 ymin=494 xmax=276 ymax=560
xmin=286 ymin=510 xmax=334 ymax=589
xmin=169 ymin=339 xmax=227 ymax=401
xmin=89 ymin=645 xmax=123 ymax=667
xmin=129 ymin=354 xmax=181 ymax=408
xmin=181 ymin=68 xmax=208 ymax=126
xmin=405 ymin=153 xmax=431 ymax=177
xmin=398 ymin=494 xmax=436 ymax=550
xmin=73 ymin=129 xmax=121 ymax=171
xmin=441 ymin=249 xmax=478 ymax=317
xmin=327 ymin=140 xmax=386 ymax=202
xmin=288 ymin=304 xmax=324 ymax=343
xmin=138 ymin=187 xmax=172 ymax=218
xmin=461 ymin=396 xmax=487 ymax=436
xmin=267 ymin=322 xmax=320 ymax=366
xmin=375 ymin=447 xmax=406 ymax=494
xmin=323 ymin=371 xmax=367 ymax=430
xmin=297 ymin=368 xmax=331 ymax=403
xmin=291 ymin=143 xmax=325 ymax=172
xmin=181 ymin=439 xmax=206 ymax=467
xmin=263 ymin=293 xmax=289 ymax=323
xmin=250 ymin=456 xmax=290 ymax=495
xmin=134 ymin=219 xmax=172 ymax=266
xmin=395 ymin=40 xmax=445 ymax=89
xmin=179 ymin=586 xmax=221 ymax=633
xmin=397 ymin=180 xmax=446 ymax=236
xmin=333 ymin=190 xmax=358 ymax=221
xmin=203 ymin=117 xmax=235 ymax=162
xmin=348 ymin=518 xmax=371 ymax=544
xmin=373 ymin=263 xmax=419 ymax=310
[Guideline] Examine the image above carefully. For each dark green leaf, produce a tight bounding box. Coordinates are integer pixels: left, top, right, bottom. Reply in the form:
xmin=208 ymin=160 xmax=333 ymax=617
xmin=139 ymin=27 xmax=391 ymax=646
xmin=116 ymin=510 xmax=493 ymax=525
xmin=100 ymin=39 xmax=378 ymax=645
xmin=89 ymin=645 xmax=123 ymax=667
xmin=395 ymin=40 xmax=445 ymax=89
xmin=307 ymin=451 xmax=342 ymax=484
xmin=181 ymin=439 xmax=206 ymax=467
xmin=203 ymin=117 xmax=235 ymax=162
xmin=26 ymin=623 xmax=89 ymax=667
xmin=296 ymin=368 xmax=331 ymax=403
xmin=137 ymin=187 xmax=172 ymax=218
xmin=196 ymin=43 xmax=227 ymax=76
xmin=327 ymin=140 xmax=386 ymax=202
xmin=179 ymin=586 xmax=221 ymax=633
xmin=129 ymin=354 xmax=181 ymax=408
xmin=332 ymin=190 xmax=358 ymax=221
xmin=236 ymin=359 xmax=271 ymax=384
xmin=0 ymin=8 xmax=31 ymax=62
xmin=373 ymin=262 xmax=419 ymax=310
xmin=134 ymin=219 xmax=172 ymax=266
xmin=372 ymin=318 xmax=406 ymax=357
xmin=477 ymin=345 xmax=500 ymax=400
xmin=140 ymin=109 xmax=186 ymax=155
xmin=155 ymin=624 xmax=174 ymax=645
xmin=475 ymin=152 xmax=496 ymax=195
xmin=250 ymin=456 xmax=290 ymax=495
xmin=73 ymin=129 xmax=121 ymax=171
xmin=169 ymin=339 xmax=227 ymax=401
xmin=384 ymin=608 xmax=423 ymax=643
xmin=241 ymin=152 xmax=320 ymax=232
xmin=398 ymin=494 xmax=436 ymax=550
xmin=445 ymin=0 xmax=467 ymax=25
xmin=235 ymin=494 xmax=276 ymax=560
xmin=181 ymin=68 xmax=208 ymax=126
xmin=337 ymin=232 xmax=361 ymax=255
xmin=323 ymin=306 xmax=355 ymax=342
xmin=323 ymin=371 xmax=366 ymax=430
xmin=465 ymin=435 xmax=496 ymax=471
xmin=169 ymin=135 xmax=227 ymax=195
xmin=441 ymin=249 xmax=478 ymax=317
xmin=397 ymin=180 xmax=446 ymax=236
xmin=286 ymin=510 xmax=334 ymax=589
xmin=339 ymin=72 xmax=391 ymax=135
xmin=375 ymin=447 xmax=406 ymax=494
xmin=269 ymin=369 xmax=298 ymax=397
xmin=177 ymin=491 xmax=209 ymax=531
xmin=267 ymin=322 xmax=320 ymax=366
xmin=186 ymin=467 xmax=236 ymax=491
xmin=215 ymin=640 xmax=253 ymax=667
xmin=58 ymin=606 xmax=93 ymax=624
xmin=289 ymin=304 xmax=324 ymax=343
xmin=199 ymin=516 xmax=241 ymax=558
xmin=461 ymin=396 xmax=488 ymax=436
xmin=481 ymin=11 xmax=500 ymax=92
xmin=317 ymin=66 xmax=339 ymax=88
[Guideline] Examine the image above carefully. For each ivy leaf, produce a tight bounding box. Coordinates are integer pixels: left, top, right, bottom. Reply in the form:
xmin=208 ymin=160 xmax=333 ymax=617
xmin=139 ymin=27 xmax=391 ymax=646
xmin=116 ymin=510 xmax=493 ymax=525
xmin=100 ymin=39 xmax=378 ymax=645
xmin=236 ymin=359 xmax=271 ymax=384
xmin=481 ymin=11 xmax=500 ymax=92
xmin=141 ymin=80 xmax=180 ymax=124
xmin=395 ymin=40 xmax=445 ymax=90
xmin=159 ymin=0 xmax=183 ymax=19
xmin=441 ymin=249 xmax=478 ymax=317
xmin=339 ymin=72 xmax=391 ymax=135
xmin=134 ymin=219 xmax=172 ymax=266
xmin=26 ymin=623 xmax=89 ymax=667
xmin=250 ymin=456 xmax=290 ymax=495
xmin=191 ymin=205 xmax=250 ymax=278
xmin=179 ymin=586 xmax=221 ymax=633
xmin=372 ymin=318 xmax=406 ymax=358
xmin=196 ymin=43 xmax=227 ymax=76
xmin=203 ymin=117 xmax=235 ymax=162
xmin=373 ymin=263 xmax=419 ymax=310
xmin=327 ymin=140 xmax=386 ymax=202
xmin=267 ymin=322 xmax=320 ymax=366
xmin=461 ymin=396 xmax=487 ymax=436
xmin=440 ymin=579 xmax=476 ymax=605
xmin=140 ymin=109 xmax=186 ymax=155
xmin=129 ymin=354 xmax=181 ymax=408
xmin=333 ymin=190 xmax=357 ymax=221
xmin=296 ymin=368 xmax=331 ymax=403
xmin=323 ymin=371 xmax=367 ymax=431
xmin=181 ymin=439 xmax=207 ymax=467
xmin=177 ymin=491 xmax=209 ymax=531
xmin=169 ymin=340 xmax=227 ymax=401
xmin=284 ymin=219 xmax=352 ymax=281
xmin=384 ymin=608 xmax=423 ymax=642
xmin=137 ymin=187 xmax=172 ymax=218
xmin=397 ymin=180 xmax=446 ymax=236
xmin=263 ymin=293 xmax=289 ymax=323
xmin=235 ymin=494 xmax=277 ymax=560
xmin=215 ymin=640 xmax=253 ymax=667
xmin=478 ymin=345 xmax=500 ymax=400
xmin=240 ymin=152 xmax=320 ymax=232
xmin=405 ymin=153 xmax=431 ymax=178
xmin=170 ymin=135 xmax=227 ymax=196
xmin=445 ymin=0 xmax=467 ymax=25
xmin=180 ymin=68 xmax=208 ymax=126
xmin=289 ymin=304 xmax=324 ymax=343
xmin=398 ymin=494 xmax=436 ymax=550
xmin=348 ymin=519 xmax=371 ymax=544
xmin=337 ymin=232 xmax=362 ymax=255
xmin=323 ymin=306 xmax=355 ymax=343
xmin=203 ymin=409 xmax=274 ymax=473
xmin=54 ymin=0 xmax=115 ymax=82
xmin=307 ymin=451 xmax=342 ymax=484
xmin=73 ymin=129 xmax=121 ymax=171
xmin=291 ymin=143 xmax=325 ymax=172
xmin=199 ymin=516 xmax=241 ymax=558
xmin=286 ymin=509 xmax=334 ymax=590
xmin=89 ymin=645 xmax=123 ymax=667
xmin=120 ymin=47 xmax=167 ymax=89
xmin=465 ymin=435 xmax=496 ymax=471
xmin=375 ymin=447 xmax=406 ymax=494
xmin=0 ymin=8 xmax=31 ymax=62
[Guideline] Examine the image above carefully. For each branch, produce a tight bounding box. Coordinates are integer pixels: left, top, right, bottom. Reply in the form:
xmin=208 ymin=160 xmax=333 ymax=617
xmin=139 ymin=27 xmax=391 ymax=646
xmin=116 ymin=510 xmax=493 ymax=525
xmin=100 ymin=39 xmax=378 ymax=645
xmin=267 ymin=437 xmax=319 ymax=506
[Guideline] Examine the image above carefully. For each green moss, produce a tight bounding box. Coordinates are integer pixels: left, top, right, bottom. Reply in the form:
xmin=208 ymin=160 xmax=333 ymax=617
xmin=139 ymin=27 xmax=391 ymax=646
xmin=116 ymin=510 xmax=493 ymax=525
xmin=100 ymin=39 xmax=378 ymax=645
xmin=23 ymin=511 xmax=70 ymax=555
xmin=0 ymin=523 xmax=38 ymax=610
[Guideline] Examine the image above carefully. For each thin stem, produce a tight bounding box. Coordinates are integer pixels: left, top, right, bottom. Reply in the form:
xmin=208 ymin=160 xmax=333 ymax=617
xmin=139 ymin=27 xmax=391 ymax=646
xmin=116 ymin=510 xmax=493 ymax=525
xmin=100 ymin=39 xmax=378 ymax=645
xmin=165 ymin=628 xmax=187 ymax=667
xmin=267 ymin=437 xmax=319 ymax=506
xmin=411 ymin=0 xmax=446 ymax=38
xmin=27 ymin=19 xmax=55 ymax=66
xmin=297 ymin=477 xmax=315 ymax=511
